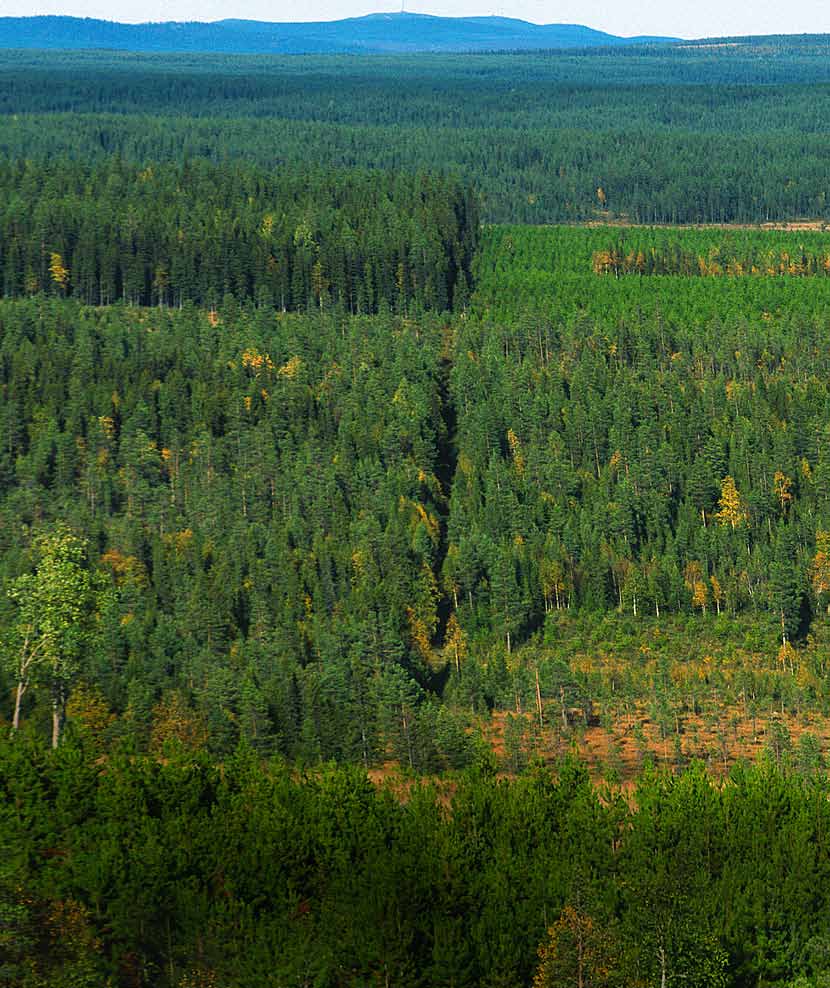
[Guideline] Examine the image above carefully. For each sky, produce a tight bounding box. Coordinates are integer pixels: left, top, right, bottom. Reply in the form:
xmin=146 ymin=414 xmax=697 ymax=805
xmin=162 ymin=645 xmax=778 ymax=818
xmin=4 ymin=0 xmax=830 ymax=41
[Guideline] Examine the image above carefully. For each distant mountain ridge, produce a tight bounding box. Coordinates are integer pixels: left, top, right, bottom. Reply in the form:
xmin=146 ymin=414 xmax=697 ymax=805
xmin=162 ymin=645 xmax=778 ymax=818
xmin=0 ymin=13 xmax=679 ymax=54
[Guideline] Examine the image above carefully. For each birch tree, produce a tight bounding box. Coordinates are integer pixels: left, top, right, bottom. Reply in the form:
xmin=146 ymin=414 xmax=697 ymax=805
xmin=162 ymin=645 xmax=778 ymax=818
xmin=6 ymin=525 xmax=102 ymax=747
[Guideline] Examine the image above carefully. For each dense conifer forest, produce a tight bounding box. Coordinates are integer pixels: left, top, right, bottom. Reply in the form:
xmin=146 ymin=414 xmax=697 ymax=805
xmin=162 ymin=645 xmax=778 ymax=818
xmin=5 ymin=39 xmax=830 ymax=222
xmin=7 ymin=744 xmax=830 ymax=988
xmin=0 ymin=159 xmax=477 ymax=310
xmin=5 ymin=36 xmax=830 ymax=988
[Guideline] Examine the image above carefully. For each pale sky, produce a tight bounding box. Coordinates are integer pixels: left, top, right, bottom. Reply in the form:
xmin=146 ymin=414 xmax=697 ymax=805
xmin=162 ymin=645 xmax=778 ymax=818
xmin=4 ymin=0 xmax=830 ymax=41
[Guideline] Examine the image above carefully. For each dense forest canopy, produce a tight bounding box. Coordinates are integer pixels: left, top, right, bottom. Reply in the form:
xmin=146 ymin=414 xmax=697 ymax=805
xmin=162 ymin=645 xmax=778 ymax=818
xmin=456 ymin=226 xmax=830 ymax=658
xmin=3 ymin=42 xmax=830 ymax=222
xmin=6 ymin=225 xmax=830 ymax=764
xmin=0 ymin=158 xmax=477 ymax=310
xmin=6 ymin=36 xmax=830 ymax=988
xmin=6 ymin=743 xmax=830 ymax=988
xmin=0 ymin=297 xmax=461 ymax=766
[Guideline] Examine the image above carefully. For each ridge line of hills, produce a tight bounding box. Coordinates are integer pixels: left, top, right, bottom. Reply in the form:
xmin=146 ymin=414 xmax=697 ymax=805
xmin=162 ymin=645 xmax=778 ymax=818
xmin=0 ymin=13 xmax=679 ymax=54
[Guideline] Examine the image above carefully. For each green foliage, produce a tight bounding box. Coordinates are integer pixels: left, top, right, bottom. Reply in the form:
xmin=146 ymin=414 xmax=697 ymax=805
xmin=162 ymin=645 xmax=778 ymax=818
xmin=0 ymin=298 xmax=452 ymax=759
xmin=6 ymin=37 xmax=830 ymax=988
xmin=0 ymin=159 xmax=477 ymax=312
xmin=451 ymin=225 xmax=830 ymax=648
xmin=6 ymin=44 xmax=830 ymax=223
xmin=5 ymin=525 xmax=106 ymax=745
xmin=3 ymin=739 xmax=830 ymax=987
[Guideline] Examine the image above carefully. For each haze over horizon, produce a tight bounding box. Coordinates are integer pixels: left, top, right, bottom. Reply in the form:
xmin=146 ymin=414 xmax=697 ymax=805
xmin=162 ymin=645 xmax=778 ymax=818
xmin=4 ymin=2 xmax=830 ymax=42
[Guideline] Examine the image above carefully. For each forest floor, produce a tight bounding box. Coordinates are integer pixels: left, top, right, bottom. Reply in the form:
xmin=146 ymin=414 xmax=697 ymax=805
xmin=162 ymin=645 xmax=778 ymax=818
xmin=364 ymin=701 xmax=829 ymax=799
xmin=581 ymin=216 xmax=828 ymax=231
xmin=485 ymin=703 xmax=830 ymax=784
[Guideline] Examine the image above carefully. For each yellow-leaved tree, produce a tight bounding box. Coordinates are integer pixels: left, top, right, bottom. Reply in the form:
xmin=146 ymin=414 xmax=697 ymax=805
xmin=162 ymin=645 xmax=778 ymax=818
xmin=150 ymin=690 xmax=208 ymax=754
xmin=811 ymin=531 xmax=830 ymax=613
xmin=773 ymin=470 xmax=794 ymax=514
xmin=684 ymin=561 xmax=708 ymax=615
xmin=534 ymin=905 xmax=616 ymax=988
xmin=710 ymin=574 xmax=724 ymax=616
xmin=49 ymin=252 xmax=69 ymax=294
xmin=715 ymin=475 xmax=748 ymax=529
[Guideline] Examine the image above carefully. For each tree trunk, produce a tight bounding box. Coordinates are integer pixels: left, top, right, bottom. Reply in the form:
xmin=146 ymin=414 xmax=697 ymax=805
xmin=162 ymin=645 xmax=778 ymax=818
xmin=13 ymin=680 xmax=25 ymax=731
xmin=51 ymin=686 xmax=66 ymax=749
xmin=401 ymin=705 xmax=413 ymax=769
xmin=52 ymin=703 xmax=62 ymax=749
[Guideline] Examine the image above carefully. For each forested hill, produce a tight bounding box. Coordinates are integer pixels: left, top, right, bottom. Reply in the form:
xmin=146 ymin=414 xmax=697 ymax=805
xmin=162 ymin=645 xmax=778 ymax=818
xmin=0 ymin=14 xmax=677 ymax=54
